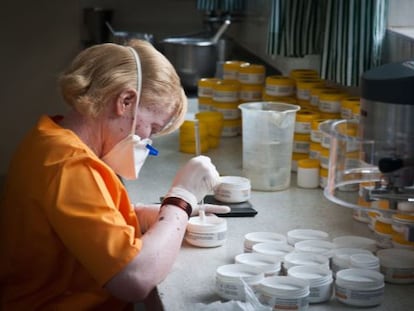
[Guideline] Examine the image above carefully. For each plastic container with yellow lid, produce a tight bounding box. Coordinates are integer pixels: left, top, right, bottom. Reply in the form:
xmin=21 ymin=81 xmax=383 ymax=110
xmin=291 ymin=152 xmax=309 ymax=172
xmin=221 ymin=118 xmax=242 ymax=137
xmin=265 ymin=75 xmax=295 ymax=97
xmin=197 ymin=77 xmax=220 ymax=98
xmin=290 ymin=68 xmax=319 ymax=80
xmin=310 ymin=118 xmax=326 ymax=143
xmin=179 ymin=120 xmax=209 ymax=153
xmin=392 ymin=213 xmax=414 ymax=243
xmin=296 ymin=79 xmax=325 ymax=101
xmin=297 ymin=158 xmax=320 ymax=188
xmin=197 ymin=96 xmax=213 ymax=111
xmin=238 ymin=63 xmax=266 ymax=85
xmin=212 ymin=100 xmax=240 ymax=120
xmin=239 ymin=84 xmax=263 ymax=102
xmin=309 ymin=141 xmax=323 ymax=160
xmin=318 ymin=90 xmax=348 ymax=114
xmin=373 ymin=216 xmax=394 ymax=249
xmin=295 ymin=110 xmax=320 ymax=134
xmin=309 ymin=86 xmax=337 ymax=109
xmin=212 ymin=79 xmax=240 ymax=102
xmin=223 ymin=60 xmax=249 ymax=80
xmin=293 ymin=133 xmax=311 ymax=154
xmin=341 ymin=97 xmax=360 ymax=119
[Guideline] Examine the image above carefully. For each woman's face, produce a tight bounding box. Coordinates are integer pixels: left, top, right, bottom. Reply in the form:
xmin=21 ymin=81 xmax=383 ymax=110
xmin=134 ymin=104 xmax=174 ymax=138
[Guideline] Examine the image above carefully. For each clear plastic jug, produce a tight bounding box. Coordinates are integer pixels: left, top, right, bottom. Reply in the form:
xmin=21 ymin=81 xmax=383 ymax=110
xmin=239 ymin=102 xmax=300 ymax=191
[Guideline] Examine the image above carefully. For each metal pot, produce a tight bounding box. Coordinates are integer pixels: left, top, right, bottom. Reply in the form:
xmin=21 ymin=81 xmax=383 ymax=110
xmin=160 ymin=37 xmax=218 ymax=91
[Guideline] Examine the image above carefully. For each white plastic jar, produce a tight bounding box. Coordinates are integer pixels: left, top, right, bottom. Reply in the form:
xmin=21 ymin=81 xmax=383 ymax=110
xmin=287 ymin=229 xmax=329 ymax=245
xmin=252 ymin=242 xmax=294 ymax=260
xmin=297 ymin=159 xmax=320 ymax=189
xmin=287 ymin=265 xmax=333 ymax=303
xmin=235 ymin=252 xmax=282 ymax=276
xmin=377 ymin=248 xmax=414 ymax=284
xmin=185 ymin=214 xmax=227 ymax=248
xmin=331 ymin=248 xmax=373 ymax=277
xmin=294 ymin=239 xmax=336 ymax=258
xmin=214 ymin=176 xmax=251 ymax=203
xmin=244 ymin=231 xmax=288 ymax=252
xmin=284 ymin=252 xmax=330 ymax=270
xmin=215 ymin=263 xmax=264 ymax=301
xmin=257 ymin=276 xmax=310 ymax=311
xmin=335 ymin=268 xmax=385 ymax=307
xmin=350 ymin=253 xmax=380 ymax=271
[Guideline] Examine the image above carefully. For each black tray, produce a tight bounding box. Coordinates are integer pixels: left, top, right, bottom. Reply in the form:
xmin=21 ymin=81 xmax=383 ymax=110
xmin=203 ymin=195 xmax=258 ymax=217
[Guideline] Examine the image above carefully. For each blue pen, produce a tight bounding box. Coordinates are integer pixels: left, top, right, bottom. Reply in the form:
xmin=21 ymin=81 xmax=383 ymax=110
xmin=146 ymin=144 xmax=159 ymax=156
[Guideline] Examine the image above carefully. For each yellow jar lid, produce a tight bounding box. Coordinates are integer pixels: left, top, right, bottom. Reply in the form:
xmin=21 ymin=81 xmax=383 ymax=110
xmin=198 ymin=96 xmax=213 ymax=105
xmin=196 ymin=111 xmax=224 ymax=122
xmin=296 ymin=78 xmax=325 ymax=90
xmin=392 ymin=213 xmax=414 ymax=222
xmin=240 ymin=84 xmax=263 ymax=92
xmin=357 ymin=195 xmax=372 ymax=207
xmin=310 ymin=141 xmax=323 ymax=151
xmin=319 ymin=90 xmax=348 ymax=101
xmin=212 ymin=101 xmax=240 ymax=109
xmin=341 ymin=97 xmax=360 ymax=108
xmin=290 ymin=69 xmax=319 ymax=79
xmin=294 ymin=133 xmax=311 ymax=141
xmin=296 ymin=110 xmax=320 ymax=122
xmin=266 ymin=75 xmax=295 ymax=86
xmin=180 ymin=120 xmax=208 ymax=138
xmin=262 ymin=94 xmax=297 ymax=103
xmin=319 ymin=112 xmax=341 ymax=119
xmin=336 ymin=122 xmax=358 ymax=136
xmin=311 ymin=118 xmax=328 ymax=130
xmin=319 ymin=167 xmax=328 ymax=177
xmin=198 ymin=77 xmax=220 ymax=88
xmin=223 ymin=118 xmax=242 ymax=126
xmin=292 ymin=152 xmax=309 ymax=161
xmin=352 ymin=102 xmax=361 ymax=114
xmin=298 ymin=158 xmax=320 ymax=169
xmin=374 ymin=219 xmax=393 ymax=234
xmin=213 ymin=79 xmax=240 ymax=91
xmin=320 ymin=147 xmax=330 ymax=157
xmin=223 ymin=60 xmax=249 ymax=71
xmin=392 ymin=232 xmax=414 ymax=245
xmin=310 ymin=86 xmax=337 ymax=96
xmin=239 ymin=63 xmax=265 ymax=74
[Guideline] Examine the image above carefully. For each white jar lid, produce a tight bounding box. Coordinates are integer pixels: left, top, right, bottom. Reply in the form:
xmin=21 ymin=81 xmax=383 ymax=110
xmin=259 ymin=275 xmax=310 ymax=298
xmin=350 ymin=253 xmax=380 ymax=270
xmin=235 ymin=252 xmax=281 ymax=275
xmin=336 ymin=268 xmax=384 ymax=289
xmin=377 ymin=248 xmax=414 ymax=269
xmin=252 ymin=241 xmax=294 ymax=258
xmin=284 ymin=252 xmax=330 ymax=269
xmin=287 ymin=229 xmax=329 ymax=245
xmin=287 ymin=265 xmax=333 ymax=287
xmin=216 ymin=263 xmax=264 ymax=283
xmin=333 ymin=235 xmax=377 ymax=252
xmin=244 ymin=231 xmax=287 ymax=251
xmin=187 ymin=214 xmax=227 ymax=233
xmin=294 ymin=239 xmax=335 ymax=258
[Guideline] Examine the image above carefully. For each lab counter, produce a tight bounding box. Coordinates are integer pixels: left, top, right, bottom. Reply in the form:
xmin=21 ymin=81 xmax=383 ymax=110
xmin=125 ymin=128 xmax=414 ymax=311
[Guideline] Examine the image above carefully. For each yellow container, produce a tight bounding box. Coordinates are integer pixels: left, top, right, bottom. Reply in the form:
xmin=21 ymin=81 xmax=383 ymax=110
xmin=265 ymin=75 xmax=296 ymax=97
xmin=222 ymin=118 xmax=242 ymax=137
xmin=310 ymin=118 xmax=327 ymax=143
xmin=309 ymin=141 xmax=323 ymax=160
xmin=198 ymin=78 xmax=220 ymax=98
xmin=291 ymin=152 xmax=309 ymax=172
xmin=212 ymin=100 xmax=241 ymax=120
xmin=195 ymin=111 xmax=224 ymax=138
xmin=296 ymin=79 xmax=325 ymax=102
xmin=239 ymin=84 xmax=263 ymax=102
xmin=341 ymin=97 xmax=360 ymax=119
xmin=179 ymin=120 xmax=209 ymax=153
xmin=290 ymin=69 xmax=319 ymax=80
xmin=295 ymin=110 xmax=320 ymax=134
xmin=292 ymin=133 xmax=311 ymax=154
xmin=309 ymin=86 xmax=337 ymax=109
xmin=212 ymin=79 xmax=240 ymax=102
xmin=318 ymin=90 xmax=348 ymax=114
xmin=261 ymin=93 xmax=297 ymax=104
xmin=318 ymin=112 xmax=341 ymax=120
xmin=238 ymin=63 xmax=266 ymax=85
xmin=223 ymin=60 xmax=249 ymax=80
xmin=198 ymin=96 xmax=213 ymax=111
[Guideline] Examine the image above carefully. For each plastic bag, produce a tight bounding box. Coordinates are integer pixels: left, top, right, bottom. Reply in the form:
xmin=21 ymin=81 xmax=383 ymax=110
xmin=194 ymin=280 xmax=271 ymax=311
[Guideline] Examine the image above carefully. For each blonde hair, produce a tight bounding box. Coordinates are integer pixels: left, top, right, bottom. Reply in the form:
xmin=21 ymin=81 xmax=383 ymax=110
xmin=59 ymin=39 xmax=187 ymax=135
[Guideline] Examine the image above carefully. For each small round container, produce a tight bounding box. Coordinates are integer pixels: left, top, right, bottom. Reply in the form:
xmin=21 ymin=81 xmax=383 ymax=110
xmin=310 ymin=118 xmax=325 ymax=143
xmin=296 ymin=79 xmax=325 ymax=102
xmin=198 ymin=96 xmax=214 ymax=111
xmin=257 ymin=276 xmax=310 ymax=311
xmin=221 ymin=118 xmax=242 ymax=137
xmin=294 ymin=239 xmax=335 ymax=258
xmin=341 ymin=97 xmax=360 ymax=119
xmin=392 ymin=213 xmax=414 ymax=243
xmin=252 ymin=242 xmax=294 ymax=260
xmin=295 ymin=110 xmax=320 ymax=134
xmin=309 ymin=86 xmax=337 ymax=109
xmin=284 ymin=252 xmax=330 ymax=270
xmin=309 ymin=142 xmax=322 ymax=160
xmin=287 ymin=229 xmax=329 ymax=245
xmin=265 ymin=75 xmax=296 ymax=97
xmin=212 ymin=79 xmax=240 ymax=102
xmin=214 ymin=176 xmax=251 ymax=203
xmin=331 ymin=248 xmax=373 ymax=277
xmin=287 ymin=265 xmax=333 ymax=304
xmin=185 ymin=214 xmax=227 ymax=248
xmin=239 ymin=84 xmax=263 ymax=102
xmin=223 ymin=60 xmax=249 ymax=80
xmin=297 ymin=159 xmax=320 ymax=189
xmin=235 ymin=252 xmax=282 ymax=276
xmin=318 ymin=90 xmax=348 ymax=114
xmin=333 ymin=235 xmax=377 ymax=252
xmin=290 ymin=68 xmax=319 ymax=80
xmin=292 ymin=133 xmax=311 ymax=154
xmin=198 ymin=77 xmax=220 ymax=98
xmin=377 ymin=248 xmax=414 ymax=284
xmin=212 ymin=100 xmax=241 ymax=120
xmin=244 ymin=231 xmax=288 ymax=253
xmin=291 ymin=152 xmax=309 ymax=172
xmin=238 ymin=63 xmax=266 ymax=85
xmin=350 ymin=253 xmax=380 ymax=271
xmin=335 ymin=268 xmax=385 ymax=307
xmin=216 ymin=263 xmax=265 ymax=301
xmin=374 ymin=216 xmax=394 ymax=249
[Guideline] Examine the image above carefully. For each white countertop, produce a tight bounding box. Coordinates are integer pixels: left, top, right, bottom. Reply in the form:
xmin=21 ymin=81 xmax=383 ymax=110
xmin=125 ymin=100 xmax=414 ymax=311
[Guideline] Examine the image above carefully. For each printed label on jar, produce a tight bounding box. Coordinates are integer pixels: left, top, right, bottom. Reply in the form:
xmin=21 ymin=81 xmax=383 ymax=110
xmin=239 ymin=73 xmax=265 ymax=84
xmin=295 ymin=122 xmax=312 ymax=134
xmin=240 ymin=90 xmax=262 ymax=101
xmin=293 ymin=141 xmax=311 ymax=154
xmin=198 ymin=87 xmax=213 ymax=98
xmin=213 ymin=91 xmax=239 ymax=102
xmin=266 ymin=85 xmax=295 ymax=97
xmin=319 ymin=100 xmax=341 ymax=113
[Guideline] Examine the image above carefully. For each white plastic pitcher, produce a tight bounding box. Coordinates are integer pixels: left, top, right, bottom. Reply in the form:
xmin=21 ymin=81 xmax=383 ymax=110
xmin=239 ymin=102 xmax=300 ymax=191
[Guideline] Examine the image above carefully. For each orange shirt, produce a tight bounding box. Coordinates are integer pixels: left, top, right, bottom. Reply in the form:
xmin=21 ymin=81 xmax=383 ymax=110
xmin=0 ymin=116 xmax=142 ymax=310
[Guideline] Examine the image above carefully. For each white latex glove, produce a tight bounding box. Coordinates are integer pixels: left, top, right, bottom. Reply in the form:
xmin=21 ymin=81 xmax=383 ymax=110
xmin=191 ymin=203 xmax=230 ymax=217
xmin=165 ymin=155 xmax=221 ymax=211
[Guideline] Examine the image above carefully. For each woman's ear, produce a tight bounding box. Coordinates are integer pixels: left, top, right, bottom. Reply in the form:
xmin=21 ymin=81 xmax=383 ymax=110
xmin=115 ymin=88 xmax=137 ymax=116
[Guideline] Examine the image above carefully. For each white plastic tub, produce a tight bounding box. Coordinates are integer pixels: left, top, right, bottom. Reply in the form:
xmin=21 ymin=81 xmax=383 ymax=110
xmin=287 ymin=229 xmax=329 ymax=245
xmin=214 ymin=176 xmax=251 ymax=203
xmin=235 ymin=252 xmax=282 ymax=276
xmin=377 ymin=248 xmax=414 ymax=284
xmin=243 ymin=231 xmax=287 ymax=252
xmin=185 ymin=214 xmax=227 ymax=248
